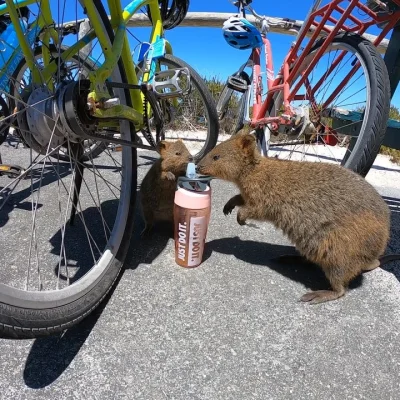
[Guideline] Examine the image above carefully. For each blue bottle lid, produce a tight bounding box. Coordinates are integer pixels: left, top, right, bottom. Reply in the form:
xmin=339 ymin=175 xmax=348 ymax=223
xmin=186 ymin=162 xmax=196 ymax=179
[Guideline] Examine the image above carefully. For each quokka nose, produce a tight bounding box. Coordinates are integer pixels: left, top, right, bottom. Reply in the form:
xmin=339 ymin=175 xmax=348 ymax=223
xmin=188 ymin=156 xmax=194 ymax=162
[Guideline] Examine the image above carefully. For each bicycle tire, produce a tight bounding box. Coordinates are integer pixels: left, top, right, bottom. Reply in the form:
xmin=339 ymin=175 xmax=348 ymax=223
xmin=233 ymin=91 xmax=247 ymax=134
xmin=137 ymin=54 xmax=219 ymax=160
xmin=0 ymin=0 xmax=137 ymax=339
xmin=322 ymin=34 xmax=390 ymax=176
xmin=216 ymin=85 xmax=233 ymax=121
xmin=218 ymin=89 xmax=247 ymax=135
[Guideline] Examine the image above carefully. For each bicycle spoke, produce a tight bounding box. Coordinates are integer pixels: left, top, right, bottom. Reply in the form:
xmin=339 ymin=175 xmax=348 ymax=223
xmin=26 ymin=114 xmax=61 ymax=290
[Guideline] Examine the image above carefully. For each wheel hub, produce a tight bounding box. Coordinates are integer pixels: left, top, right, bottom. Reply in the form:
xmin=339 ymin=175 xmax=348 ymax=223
xmin=17 ymin=81 xmax=96 ymax=151
xmin=26 ymin=86 xmax=64 ymax=148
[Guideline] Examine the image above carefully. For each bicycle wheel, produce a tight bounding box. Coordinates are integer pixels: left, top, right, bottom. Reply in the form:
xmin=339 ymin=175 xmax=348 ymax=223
xmin=136 ymin=54 xmax=219 ymax=160
xmin=10 ymin=45 xmax=108 ymax=161
xmin=216 ymin=70 xmax=250 ymax=135
xmin=0 ymin=0 xmax=137 ymax=338
xmin=265 ymin=33 xmax=390 ymax=176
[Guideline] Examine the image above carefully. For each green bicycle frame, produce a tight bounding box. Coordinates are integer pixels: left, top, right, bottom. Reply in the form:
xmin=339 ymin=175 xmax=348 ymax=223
xmin=1 ymin=0 xmax=173 ymax=130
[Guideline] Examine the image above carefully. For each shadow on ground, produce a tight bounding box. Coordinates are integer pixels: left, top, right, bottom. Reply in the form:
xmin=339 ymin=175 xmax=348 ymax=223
xmin=138 ymin=155 xmax=158 ymax=167
xmin=22 ymin=192 xmax=171 ymax=389
xmin=20 ymin=192 xmax=400 ymax=388
xmin=205 ymin=236 xmax=363 ymax=291
xmin=205 ymin=195 xmax=400 ymax=290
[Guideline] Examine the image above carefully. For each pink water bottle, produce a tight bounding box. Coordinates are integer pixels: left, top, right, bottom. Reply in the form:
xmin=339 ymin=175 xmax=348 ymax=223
xmin=174 ymin=163 xmax=212 ymax=268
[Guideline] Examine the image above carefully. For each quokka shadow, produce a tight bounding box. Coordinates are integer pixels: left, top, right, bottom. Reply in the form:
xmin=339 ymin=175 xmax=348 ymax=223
xmin=205 ymin=236 xmax=363 ymax=291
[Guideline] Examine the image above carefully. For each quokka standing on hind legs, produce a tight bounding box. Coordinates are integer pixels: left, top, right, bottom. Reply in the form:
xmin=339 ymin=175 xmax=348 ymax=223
xmin=197 ymin=133 xmax=399 ymax=304
xmin=140 ymin=139 xmax=193 ymax=237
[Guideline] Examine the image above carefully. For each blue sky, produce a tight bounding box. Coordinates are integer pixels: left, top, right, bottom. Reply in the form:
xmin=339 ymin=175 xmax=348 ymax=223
xmin=128 ymin=0 xmax=386 ymax=79
xmin=130 ymin=0 xmax=312 ymax=80
xmin=55 ymin=0 xmax=399 ymax=106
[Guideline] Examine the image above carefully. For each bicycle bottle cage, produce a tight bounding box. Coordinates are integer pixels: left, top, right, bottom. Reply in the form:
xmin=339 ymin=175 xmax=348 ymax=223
xmin=152 ymin=67 xmax=191 ymax=98
xmin=227 ymin=75 xmax=249 ymax=93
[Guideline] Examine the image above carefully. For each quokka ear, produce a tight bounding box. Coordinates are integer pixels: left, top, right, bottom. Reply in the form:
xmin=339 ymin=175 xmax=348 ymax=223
xmin=237 ymin=133 xmax=256 ymax=152
xmin=156 ymin=140 xmax=169 ymax=154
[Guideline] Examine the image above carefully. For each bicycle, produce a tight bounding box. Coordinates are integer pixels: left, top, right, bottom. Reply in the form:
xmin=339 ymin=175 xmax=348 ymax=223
xmin=217 ymin=0 xmax=400 ymax=176
xmin=0 ymin=0 xmax=219 ymax=338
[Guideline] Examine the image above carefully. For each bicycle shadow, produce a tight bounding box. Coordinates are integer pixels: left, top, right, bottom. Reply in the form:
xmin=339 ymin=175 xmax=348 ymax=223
xmin=138 ymin=154 xmax=158 ymax=167
xmin=23 ymin=193 xmax=172 ymax=389
xmin=18 ymin=184 xmax=400 ymax=389
xmin=0 ymin=163 xmax=71 ymax=228
xmin=51 ymin=199 xmax=120 ymax=283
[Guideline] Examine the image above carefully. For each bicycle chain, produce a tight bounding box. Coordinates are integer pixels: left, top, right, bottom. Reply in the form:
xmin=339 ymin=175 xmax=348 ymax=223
xmin=106 ymin=81 xmax=165 ymax=150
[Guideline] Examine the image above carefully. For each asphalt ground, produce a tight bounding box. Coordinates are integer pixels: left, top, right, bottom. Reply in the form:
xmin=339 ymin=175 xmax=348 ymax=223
xmin=1 ymin=139 xmax=400 ymax=400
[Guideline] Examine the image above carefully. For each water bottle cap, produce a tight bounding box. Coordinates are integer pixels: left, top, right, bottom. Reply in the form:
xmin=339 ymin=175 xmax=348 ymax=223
xmin=177 ymin=163 xmax=212 ymax=192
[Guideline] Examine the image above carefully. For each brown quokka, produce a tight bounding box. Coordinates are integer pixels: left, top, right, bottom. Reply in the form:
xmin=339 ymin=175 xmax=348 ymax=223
xmin=140 ymin=139 xmax=193 ymax=237
xmin=197 ymin=133 xmax=398 ymax=304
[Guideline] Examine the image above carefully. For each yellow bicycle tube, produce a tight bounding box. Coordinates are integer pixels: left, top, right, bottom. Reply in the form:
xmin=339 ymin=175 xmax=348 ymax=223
xmin=4 ymin=0 xmax=38 ymax=80
xmin=2 ymin=0 xmax=57 ymax=85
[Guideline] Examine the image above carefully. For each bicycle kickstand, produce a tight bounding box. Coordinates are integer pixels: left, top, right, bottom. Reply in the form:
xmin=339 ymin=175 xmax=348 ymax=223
xmin=69 ymin=142 xmax=84 ymax=226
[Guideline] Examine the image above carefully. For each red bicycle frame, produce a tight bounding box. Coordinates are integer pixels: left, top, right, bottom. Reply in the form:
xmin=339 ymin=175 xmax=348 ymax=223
xmin=248 ymin=0 xmax=400 ymax=131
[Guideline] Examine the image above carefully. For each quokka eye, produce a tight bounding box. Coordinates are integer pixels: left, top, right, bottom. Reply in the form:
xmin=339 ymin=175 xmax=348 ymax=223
xmin=213 ymin=155 xmax=220 ymax=161
xmin=175 ymin=152 xmax=181 ymax=156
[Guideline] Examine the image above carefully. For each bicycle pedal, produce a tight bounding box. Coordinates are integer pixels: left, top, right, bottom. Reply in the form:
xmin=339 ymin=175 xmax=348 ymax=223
xmin=0 ymin=164 xmax=25 ymax=178
xmin=227 ymin=75 xmax=248 ymax=93
xmin=152 ymin=68 xmax=191 ymax=98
